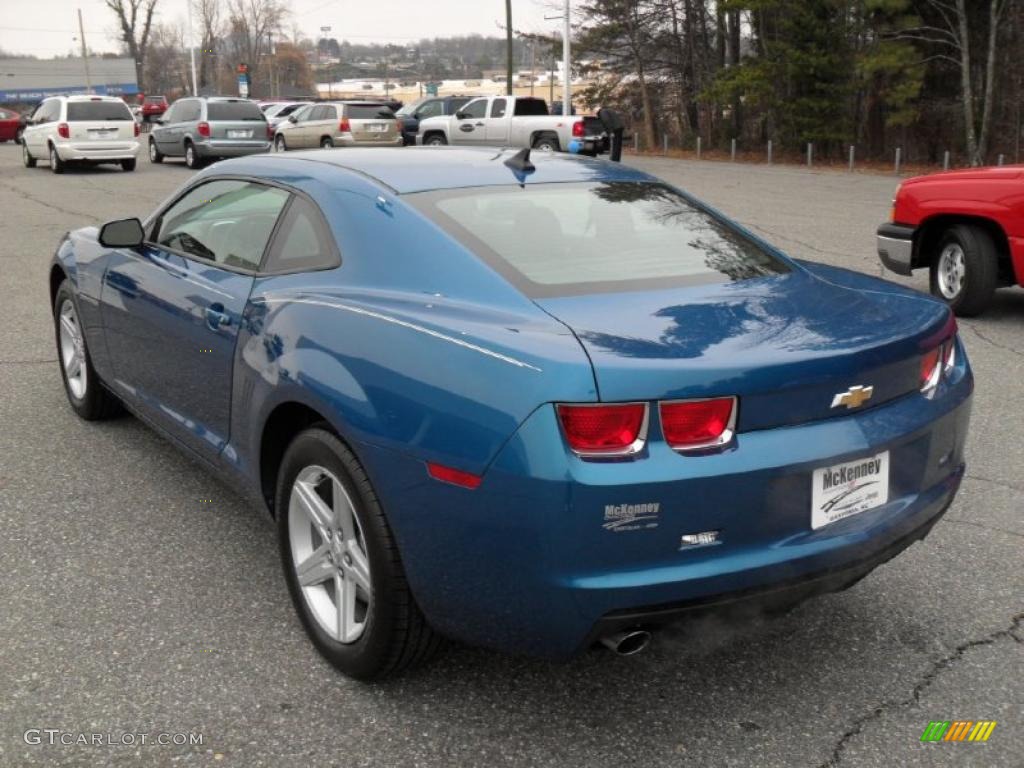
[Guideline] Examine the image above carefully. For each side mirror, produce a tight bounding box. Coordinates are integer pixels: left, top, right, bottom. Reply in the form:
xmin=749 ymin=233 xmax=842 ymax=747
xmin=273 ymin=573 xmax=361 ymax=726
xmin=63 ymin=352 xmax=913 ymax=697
xmin=288 ymin=115 xmax=298 ymax=123
xmin=99 ymin=218 xmax=145 ymax=249
xmin=454 ymin=111 xmax=467 ymax=120
xmin=154 ymin=117 xmax=166 ymax=125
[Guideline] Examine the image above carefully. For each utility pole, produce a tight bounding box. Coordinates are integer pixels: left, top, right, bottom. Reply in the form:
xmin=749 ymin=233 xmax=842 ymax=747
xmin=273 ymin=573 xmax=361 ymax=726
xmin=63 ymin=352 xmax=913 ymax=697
xmin=505 ymin=0 xmax=513 ymax=96
xmin=76 ymin=9 xmax=92 ymax=93
xmin=186 ymin=0 xmax=198 ymax=95
xmin=562 ymin=0 xmax=570 ymax=116
xmin=529 ymin=41 xmax=535 ymax=97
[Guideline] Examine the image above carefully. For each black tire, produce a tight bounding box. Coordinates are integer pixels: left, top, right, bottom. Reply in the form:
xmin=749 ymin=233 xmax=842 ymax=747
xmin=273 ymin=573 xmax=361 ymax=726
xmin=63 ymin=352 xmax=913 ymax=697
xmin=184 ymin=141 xmax=203 ymax=169
xmin=22 ymin=141 xmax=36 ymax=168
xmin=532 ymin=133 xmax=560 ymax=152
xmin=53 ymin=279 xmax=121 ymax=421
xmin=424 ymin=132 xmax=447 ymax=147
xmin=928 ymin=224 xmax=999 ymax=317
xmin=149 ymin=139 xmax=164 ymax=163
xmin=49 ymin=144 xmax=65 ymax=174
xmin=320 ymin=136 xmax=334 ymax=149
xmin=275 ymin=134 xmax=287 ymax=152
xmin=121 ymin=158 xmax=136 ymax=172
xmin=276 ymin=427 xmax=442 ymax=680
xmin=15 ymin=127 xmax=24 ymax=144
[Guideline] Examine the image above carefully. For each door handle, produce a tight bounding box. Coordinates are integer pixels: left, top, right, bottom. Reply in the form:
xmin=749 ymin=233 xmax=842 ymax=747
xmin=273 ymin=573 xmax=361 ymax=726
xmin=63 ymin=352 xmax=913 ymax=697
xmin=205 ymin=304 xmax=231 ymax=330
xmin=474 ymin=122 xmax=485 ymax=127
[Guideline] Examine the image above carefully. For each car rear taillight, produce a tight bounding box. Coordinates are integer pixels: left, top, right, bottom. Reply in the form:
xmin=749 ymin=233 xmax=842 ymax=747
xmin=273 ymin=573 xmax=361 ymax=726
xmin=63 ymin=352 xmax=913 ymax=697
xmin=265 ymin=122 xmax=273 ymax=140
xmin=919 ymin=346 xmax=943 ymax=393
xmin=426 ymin=462 xmax=482 ymax=489
xmin=57 ymin=122 xmax=69 ymax=139
xmin=134 ymin=122 xmax=140 ymax=137
xmin=557 ymin=403 xmax=647 ymax=457
xmin=660 ymin=397 xmax=736 ymax=451
xmin=197 ymin=121 xmax=210 ymax=137
xmin=943 ymin=337 xmax=957 ymax=375
xmin=572 ymin=120 xmax=585 ymax=137
xmin=339 ymin=118 xmax=351 ymax=132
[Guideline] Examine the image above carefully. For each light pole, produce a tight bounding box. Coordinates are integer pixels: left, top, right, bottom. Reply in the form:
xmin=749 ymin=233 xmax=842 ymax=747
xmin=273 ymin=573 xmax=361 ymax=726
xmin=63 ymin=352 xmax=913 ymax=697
xmin=320 ymin=26 xmax=332 ymax=99
xmin=544 ymin=1 xmax=572 ymax=115
xmin=76 ymin=9 xmax=92 ymax=94
xmin=186 ymin=0 xmax=198 ymax=95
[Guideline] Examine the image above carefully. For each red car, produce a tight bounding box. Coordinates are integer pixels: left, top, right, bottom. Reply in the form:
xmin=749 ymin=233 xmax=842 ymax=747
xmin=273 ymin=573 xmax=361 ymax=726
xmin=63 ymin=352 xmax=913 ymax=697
xmin=141 ymin=95 xmax=168 ymax=121
xmin=877 ymin=166 xmax=1024 ymax=316
xmin=0 ymin=107 xmax=21 ymax=142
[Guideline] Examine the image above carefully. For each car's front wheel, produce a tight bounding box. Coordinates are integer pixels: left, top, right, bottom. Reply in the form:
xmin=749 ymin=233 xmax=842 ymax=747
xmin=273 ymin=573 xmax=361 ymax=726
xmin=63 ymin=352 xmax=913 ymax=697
xmin=22 ymin=141 xmax=36 ymax=167
xmin=53 ymin=280 xmax=121 ymax=420
xmin=149 ymin=139 xmax=163 ymax=163
xmin=276 ymin=427 xmax=442 ymax=680
xmin=928 ymin=224 xmax=999 ymax=317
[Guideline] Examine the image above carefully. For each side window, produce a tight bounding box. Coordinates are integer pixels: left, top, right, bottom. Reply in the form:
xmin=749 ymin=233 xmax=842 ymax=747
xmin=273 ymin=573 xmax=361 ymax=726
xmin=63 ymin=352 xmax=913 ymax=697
xmin=154 ymin=180 xmax=289 ymax=271
xmin=490 ymin=98 xmax=507 ymax=118
xmin=36 ymin=100 xmax=59 ymax=123
xmin=308 ymin=105 xmax=328 ymax=121
xmin=162 ymin=103 xmax=178 ymax=122
xmin=180 ymin=100 xmax=201 ymax=122
xmin=416 ymin=100 xmax=442 ymax=119
xmin=461 ymin=99 xmax=487 ymax=119
xmin=263 ymin=196 xmax=339 ymax=273
xmin=324 ymin=105 xmax=338 ymax=120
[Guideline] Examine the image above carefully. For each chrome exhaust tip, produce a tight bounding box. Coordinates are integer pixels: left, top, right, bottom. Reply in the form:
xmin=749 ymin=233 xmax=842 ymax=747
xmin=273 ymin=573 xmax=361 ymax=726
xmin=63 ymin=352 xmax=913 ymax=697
xmin=600 ymin=629 xmax=652 ymax=656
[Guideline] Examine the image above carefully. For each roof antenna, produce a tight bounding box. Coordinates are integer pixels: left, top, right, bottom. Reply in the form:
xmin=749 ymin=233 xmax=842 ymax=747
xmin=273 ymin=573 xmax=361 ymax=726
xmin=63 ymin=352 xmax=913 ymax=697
xmin=504 ymin=147 xmax=535 ymax=173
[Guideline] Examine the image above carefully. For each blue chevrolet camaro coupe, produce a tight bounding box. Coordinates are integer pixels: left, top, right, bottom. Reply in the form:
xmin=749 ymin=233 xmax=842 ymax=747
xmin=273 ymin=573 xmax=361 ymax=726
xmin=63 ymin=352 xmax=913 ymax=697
xmin=50 ymin=147 xmax=972 ymax=679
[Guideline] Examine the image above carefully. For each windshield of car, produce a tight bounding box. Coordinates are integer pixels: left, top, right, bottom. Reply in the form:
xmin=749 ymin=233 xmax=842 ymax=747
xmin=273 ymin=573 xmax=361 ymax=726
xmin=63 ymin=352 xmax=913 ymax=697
xmin=410 ymin=182 xmax=789 ymax=297
xmin=66 ymin=101 xmax=133 ymax=121
xmin=207 ymin=101 xmax=265 ymax=121
xmin=346 ymin=105 xmax=395 ymax=119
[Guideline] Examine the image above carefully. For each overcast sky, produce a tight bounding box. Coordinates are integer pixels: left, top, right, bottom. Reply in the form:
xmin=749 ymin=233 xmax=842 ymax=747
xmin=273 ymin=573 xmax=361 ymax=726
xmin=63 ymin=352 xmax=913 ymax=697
xmin=0 ymin=0 xmax=564 ymax=56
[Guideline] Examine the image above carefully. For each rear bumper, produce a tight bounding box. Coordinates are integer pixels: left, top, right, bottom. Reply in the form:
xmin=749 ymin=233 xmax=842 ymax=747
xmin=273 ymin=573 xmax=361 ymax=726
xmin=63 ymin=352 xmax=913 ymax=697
xmin=358 ymin=350 xmax=973 ymax=659
xmin=194 ymin=140 xmax=271 ymax=158
xmin=877 ymin=222 xmax=916 ymax=275
xmin=334 ymin=134 xmax=403 ymax=147
xmin=57 ymin=140 xmax=140 ymax=161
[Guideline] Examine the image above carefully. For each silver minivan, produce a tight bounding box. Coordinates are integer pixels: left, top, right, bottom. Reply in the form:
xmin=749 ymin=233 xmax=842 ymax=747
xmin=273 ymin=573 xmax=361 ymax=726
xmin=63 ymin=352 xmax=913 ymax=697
xmin=273 ymin=102 xmax=402 ymax=151
xmin=149 ymin=97 xmax=271 ymax=169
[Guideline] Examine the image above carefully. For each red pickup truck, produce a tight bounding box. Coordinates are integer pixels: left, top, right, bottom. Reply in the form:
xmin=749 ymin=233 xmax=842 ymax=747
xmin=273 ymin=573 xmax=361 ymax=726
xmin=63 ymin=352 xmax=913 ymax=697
xmin=877 ymin=166 xmax=1024 ymax=316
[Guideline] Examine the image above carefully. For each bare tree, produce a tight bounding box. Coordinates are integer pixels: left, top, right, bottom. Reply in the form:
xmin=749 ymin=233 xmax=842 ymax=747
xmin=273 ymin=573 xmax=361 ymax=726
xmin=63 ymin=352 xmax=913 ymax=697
xmin=193 ymin=0 xmax=223 ymax=92
xmin=105 ymin=0 xmax=159 ymax=92
xmin=224 ymin=0 xmax=287 ymax=97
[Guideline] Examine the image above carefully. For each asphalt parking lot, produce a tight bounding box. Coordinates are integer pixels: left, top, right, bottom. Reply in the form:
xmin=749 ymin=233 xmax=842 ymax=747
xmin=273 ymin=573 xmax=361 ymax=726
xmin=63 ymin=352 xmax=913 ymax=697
xmin=0 ymin=144 xmax=1020 ymax=768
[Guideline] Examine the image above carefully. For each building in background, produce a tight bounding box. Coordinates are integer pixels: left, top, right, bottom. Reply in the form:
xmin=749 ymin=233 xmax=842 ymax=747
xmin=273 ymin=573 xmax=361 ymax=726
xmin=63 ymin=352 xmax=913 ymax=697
xmin=0 ymin=58 xmax=138 ymax=105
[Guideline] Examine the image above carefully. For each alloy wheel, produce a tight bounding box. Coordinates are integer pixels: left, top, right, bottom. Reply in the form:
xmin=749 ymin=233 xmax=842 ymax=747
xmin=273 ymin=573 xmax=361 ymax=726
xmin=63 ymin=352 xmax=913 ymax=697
xmin=288 ymin=465 xmax=372 ymax=644
xmin=937 ymin=243 xmax=966 ymax=299
xmin=58 ymin=299 xmax=87 ymax=400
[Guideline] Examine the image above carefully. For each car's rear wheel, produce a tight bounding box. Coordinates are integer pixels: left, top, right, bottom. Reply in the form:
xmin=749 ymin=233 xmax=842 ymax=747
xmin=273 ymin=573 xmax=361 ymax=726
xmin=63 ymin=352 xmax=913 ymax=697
xmin=320 ymin=137 xmax=334 ymax=149
xmin=928 ymin=224 xmax=998 ymax=317
xmin=424 ymin=133 xmax=447 ymax=146
xmin=22 ymin=141 xmax=36 ymax=167
xmin=121 ymin=158 xmax=136 ymax=172
xmin=53 ymin=280 xmax=121 ymax=420
xmin=184 ymin=141 xmax=202 ymax=169
xmin=275 ymin=134 xmax=287 ymax=152
xmin=277 ymin=427 xmax=442 ymax=680
xmin=532 ymin=133 xmax=560 ymax=152
xmin=149 ymin=139 xmax=163 ymax=163
xmin=49 ymin=144 xmax=65 ymax=174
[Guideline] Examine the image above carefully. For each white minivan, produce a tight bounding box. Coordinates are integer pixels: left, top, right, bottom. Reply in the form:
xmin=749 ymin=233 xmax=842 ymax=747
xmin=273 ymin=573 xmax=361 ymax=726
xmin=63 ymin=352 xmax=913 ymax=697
xmin=22 ymin=95 xmax=140 ymax=173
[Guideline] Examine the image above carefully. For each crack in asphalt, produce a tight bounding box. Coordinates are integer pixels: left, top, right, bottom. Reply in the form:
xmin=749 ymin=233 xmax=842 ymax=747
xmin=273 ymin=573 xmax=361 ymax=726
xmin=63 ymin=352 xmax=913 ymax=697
xmin=1 ymin=184 xmax=96 ymax=219
xmin=746 ymin=222 xmax=862 ymax=263
xmin=819 ymin=612 xmax=1024 ymax=767
xmin=0 ymin=359 xmax=56 ymax=365
xmin=944 ymin=518 xmax=1024 ymax=539
xmin=963 ymin=323 xmax=1024 ymax=360
xmin=965 ymin=472 xmax=1024 ymax=494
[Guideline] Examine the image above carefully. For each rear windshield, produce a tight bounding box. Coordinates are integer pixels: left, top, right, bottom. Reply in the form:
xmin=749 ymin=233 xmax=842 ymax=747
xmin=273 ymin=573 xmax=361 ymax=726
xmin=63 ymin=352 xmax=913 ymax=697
xmin=207 ymin=101 xmax=265 ymax=121
xmin=514 ymin=99 xmax=548 ymax=116
xmin=66 ymin=102 xmax=133 ymax=121
xmin=410 ymin=182 xmax=789 ymax=297
xmin=346 ymin=105 xmax=395 ymax=119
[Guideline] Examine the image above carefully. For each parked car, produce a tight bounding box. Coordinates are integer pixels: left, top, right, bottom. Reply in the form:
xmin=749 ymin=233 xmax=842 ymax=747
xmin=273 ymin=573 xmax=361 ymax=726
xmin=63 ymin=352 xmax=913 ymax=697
xmin=273 ymin=101 xmax=401 ymax=151
xmin=50 ymin=147 xmax=971 ymax=679
xmin=0 ymin=107 xmax=20 ymax=142
xmin=21 ymin=95 xmax=140 ymax=173
xmin=141 ymin=95 xmax=168 ymax=122
xmin=877 ymin=165 xmax=1024 ymax=316
xmin=417 ymin=95 xmax=607 ymax=155
xmin=148 ymin=96 xmax=271 ymax=169
xmin=264 ymin=101 xmax=312 ymax=130
xmin=395 ymin=95 xmax=471 ymax=145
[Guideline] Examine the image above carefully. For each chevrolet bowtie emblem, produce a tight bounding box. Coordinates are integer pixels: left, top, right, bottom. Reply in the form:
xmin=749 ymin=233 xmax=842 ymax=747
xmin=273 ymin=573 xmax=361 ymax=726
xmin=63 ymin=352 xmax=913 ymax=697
xmin=831 ymin=385 xmax=874 ymax=410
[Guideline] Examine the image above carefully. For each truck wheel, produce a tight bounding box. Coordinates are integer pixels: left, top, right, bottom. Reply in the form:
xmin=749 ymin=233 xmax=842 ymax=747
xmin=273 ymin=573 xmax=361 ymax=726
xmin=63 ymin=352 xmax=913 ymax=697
xmin=928 ymin=224 xmax=999 ymax=317
xmin=532 ymin=133 xmax=560 ymax=152
xmin=424 ymin=133 xmax=447 ymax=146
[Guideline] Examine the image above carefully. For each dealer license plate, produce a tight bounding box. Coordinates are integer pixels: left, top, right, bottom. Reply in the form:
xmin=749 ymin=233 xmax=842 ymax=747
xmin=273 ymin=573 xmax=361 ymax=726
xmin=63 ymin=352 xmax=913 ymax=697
xmin=227 ymin=129 xmax=252 ymax=139
xmin=811 ymin=451 xmax=890 ymax=530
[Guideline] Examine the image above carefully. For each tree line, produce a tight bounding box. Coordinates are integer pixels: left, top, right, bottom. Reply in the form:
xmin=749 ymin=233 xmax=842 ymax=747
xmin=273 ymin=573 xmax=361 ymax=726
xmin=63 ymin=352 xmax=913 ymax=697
xmin=575 ymin=0 xmax=1022 ymax=166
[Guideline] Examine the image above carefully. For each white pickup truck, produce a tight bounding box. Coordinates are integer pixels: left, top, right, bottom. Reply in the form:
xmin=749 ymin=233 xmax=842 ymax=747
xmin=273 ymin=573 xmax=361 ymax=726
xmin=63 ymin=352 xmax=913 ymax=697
xmin=416 ymin=95 xmax=608 ymax=156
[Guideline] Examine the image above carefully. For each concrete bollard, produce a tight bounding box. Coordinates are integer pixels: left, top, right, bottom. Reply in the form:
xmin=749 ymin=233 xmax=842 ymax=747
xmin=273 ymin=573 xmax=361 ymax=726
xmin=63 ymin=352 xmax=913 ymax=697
xmin=998 ymin=154 xmax=1005 ymax=166
xmin=807 ymin=142 xmax=813 ymax=167
xmin=895 ymin=147 xmax=901 ymax=175
xmin=697 ymin=136 xmax=702 ymax=159
xmin=849 ymin=145 xmax=855 ymax=172
xmin=768 ymin=140 xmax=773 ymax=164
xmin=731 ymin=138 xmax=736 ymax=162
xmin=634 ymin=133 xmax=639 ymax=153
xmin=663 ymin=135 xmax=668 ymax=155
xmin=943 ymin=150 xmax=950 ymax=170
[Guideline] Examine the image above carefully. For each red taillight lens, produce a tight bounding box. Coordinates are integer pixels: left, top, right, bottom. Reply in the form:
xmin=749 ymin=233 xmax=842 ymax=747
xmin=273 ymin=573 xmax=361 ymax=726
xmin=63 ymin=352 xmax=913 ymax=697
xmin=557 ymin=403 xmax=646 ymax=456
xmin=134 ymin=121 xmax=140 ymax=137
xmin=266 ymin=122 xmax=273 ymax=140
xmin=919 ymin=346 xmax=942 ymax=391
xmin=572 ymin=120 xmax=584 ymax=137
xmin=57 ymin=122 xmax=69 ymax=139
xmin=943 ymin=338 xmax=957 ymax=374
xmin=339 ymin=118 xmax=351 ymax=132
xmin=197 ymin=121 xmax=210 ymax=137
xmin=660 ymin=397 xmax=735 ymax=450
xmin=426 ymin=462 xmax=482 ymax=489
